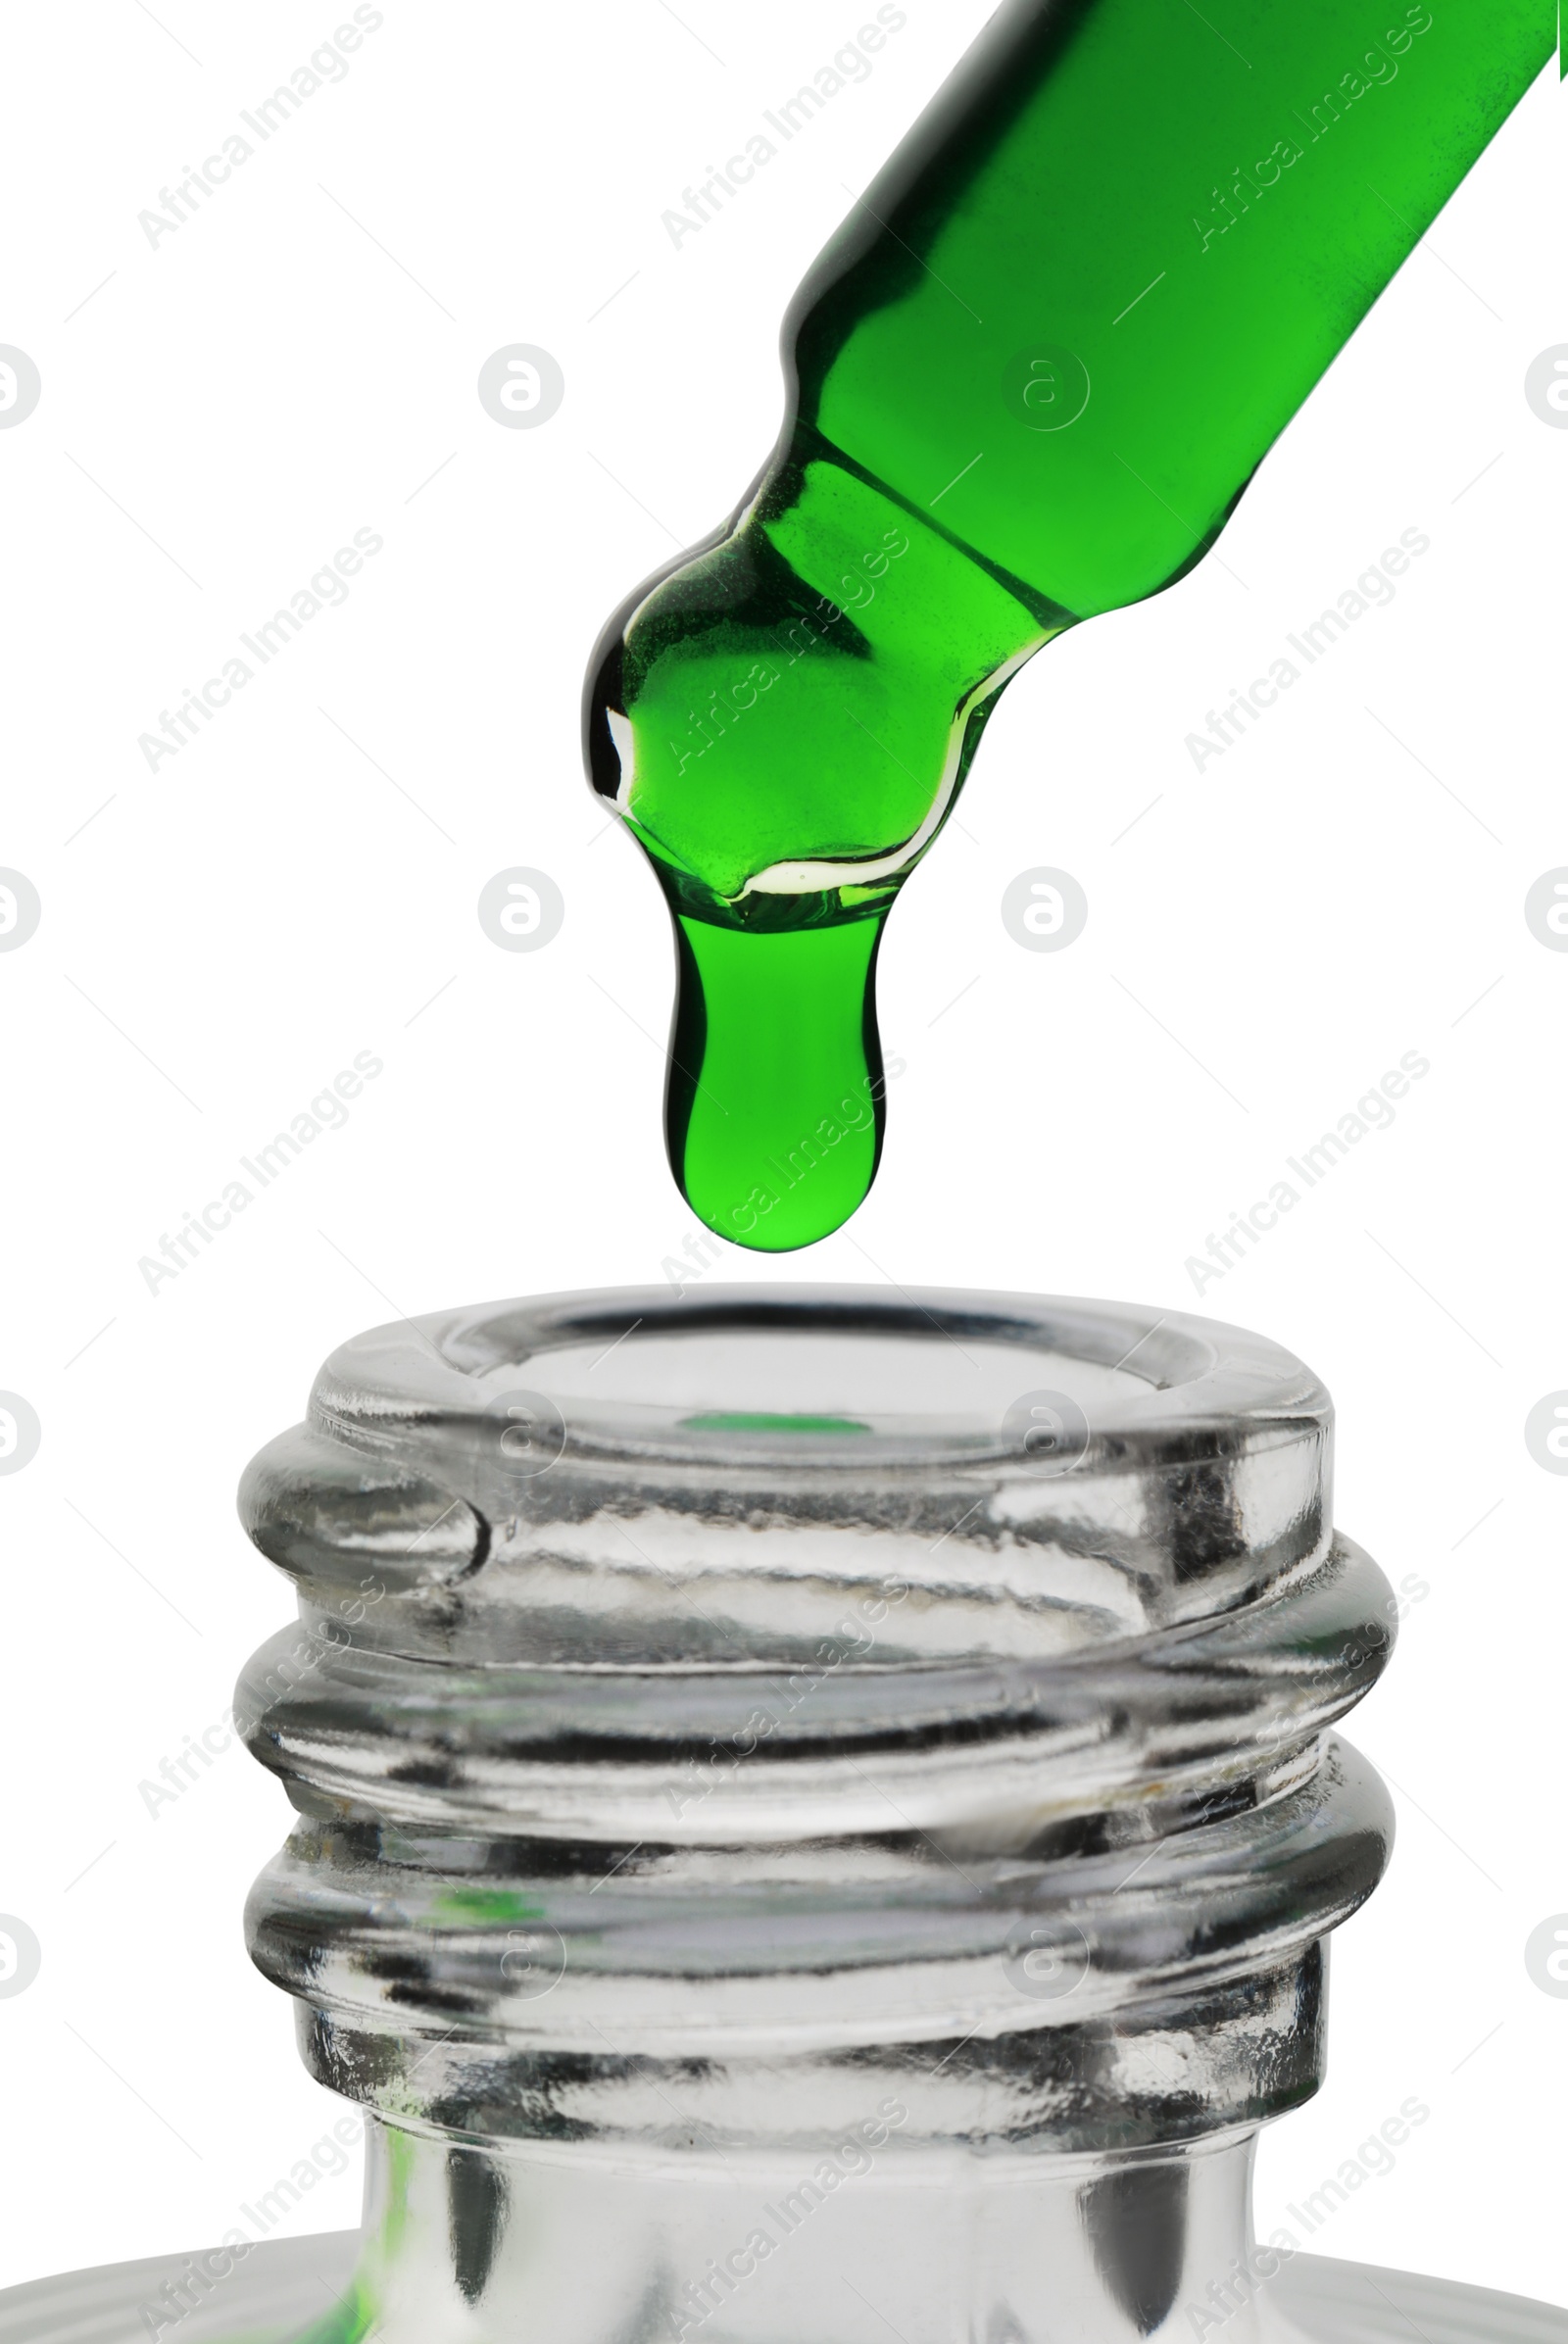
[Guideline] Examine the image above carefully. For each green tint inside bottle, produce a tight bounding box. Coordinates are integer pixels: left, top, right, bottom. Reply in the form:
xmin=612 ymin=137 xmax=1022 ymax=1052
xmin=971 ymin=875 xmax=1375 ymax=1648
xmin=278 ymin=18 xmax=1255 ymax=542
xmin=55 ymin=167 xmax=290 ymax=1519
xmin=583 ymin=0 xmax=1550 ymax=1250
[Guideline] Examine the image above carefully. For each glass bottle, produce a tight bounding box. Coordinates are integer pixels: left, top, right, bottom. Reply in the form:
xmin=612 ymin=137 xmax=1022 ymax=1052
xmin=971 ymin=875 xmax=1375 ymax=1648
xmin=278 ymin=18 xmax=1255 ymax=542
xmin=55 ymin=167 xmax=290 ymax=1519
xmin=6 ymin=1287 xmax=1562 ymax=2339
xmin=582 ymin=0 xmax=1553 ymax=1246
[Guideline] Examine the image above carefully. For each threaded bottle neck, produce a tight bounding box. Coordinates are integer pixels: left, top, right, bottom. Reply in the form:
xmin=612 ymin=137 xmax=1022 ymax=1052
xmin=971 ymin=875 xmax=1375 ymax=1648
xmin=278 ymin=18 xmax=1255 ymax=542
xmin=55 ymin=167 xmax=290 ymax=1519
xmin=235 ymin=1288 xmax=1394 ymax=2333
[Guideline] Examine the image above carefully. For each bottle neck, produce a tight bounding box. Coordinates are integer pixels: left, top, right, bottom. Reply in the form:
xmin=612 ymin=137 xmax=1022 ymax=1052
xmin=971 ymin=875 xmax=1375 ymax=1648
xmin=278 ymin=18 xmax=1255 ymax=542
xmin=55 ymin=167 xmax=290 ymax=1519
xmin=348 ymin=2116 xmax=1275 ymax=2344
xmin=237 ymin=1287 xmax=1395 ymax=2344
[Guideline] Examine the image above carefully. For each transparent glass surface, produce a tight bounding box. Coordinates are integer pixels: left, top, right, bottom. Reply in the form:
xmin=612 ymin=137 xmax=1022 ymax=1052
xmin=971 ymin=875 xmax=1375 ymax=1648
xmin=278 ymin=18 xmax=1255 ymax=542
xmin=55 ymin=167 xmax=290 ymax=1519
xmin=13 ymin=1291 xmax=1561 ymax=2338
xmin=5 ymin=2223 xmax=1566 ymax=2343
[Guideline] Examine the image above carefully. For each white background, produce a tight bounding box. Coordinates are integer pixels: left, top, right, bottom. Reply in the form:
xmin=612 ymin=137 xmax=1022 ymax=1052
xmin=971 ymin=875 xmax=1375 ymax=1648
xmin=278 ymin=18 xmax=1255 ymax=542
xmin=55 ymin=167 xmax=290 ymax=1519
xmin=0 ymin=0 xmax=1563 ymax=2309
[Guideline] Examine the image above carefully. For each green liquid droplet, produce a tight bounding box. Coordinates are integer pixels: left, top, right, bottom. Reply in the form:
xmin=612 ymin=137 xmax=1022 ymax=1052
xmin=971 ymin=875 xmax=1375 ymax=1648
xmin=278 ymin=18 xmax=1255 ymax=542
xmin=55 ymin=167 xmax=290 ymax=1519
xmin=671 ymin=912 xmax=888 ymax=1251
xmin=585 ymin=0 xmax=1548 ymax=1251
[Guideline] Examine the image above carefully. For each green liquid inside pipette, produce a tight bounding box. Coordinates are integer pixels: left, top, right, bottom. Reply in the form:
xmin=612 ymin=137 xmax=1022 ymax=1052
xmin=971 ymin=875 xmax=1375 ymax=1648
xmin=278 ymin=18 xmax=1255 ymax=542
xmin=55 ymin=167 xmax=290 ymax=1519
xmin=584 ymin=0 xmax=1550 ymax=1250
